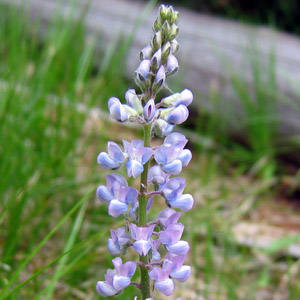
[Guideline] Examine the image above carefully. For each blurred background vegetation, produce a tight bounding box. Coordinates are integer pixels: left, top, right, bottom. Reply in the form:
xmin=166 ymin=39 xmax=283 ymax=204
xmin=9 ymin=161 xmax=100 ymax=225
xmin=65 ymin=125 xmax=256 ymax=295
xmin=154 ymin=0 xmax=300 ymax=34
xmin=1 ymin=1 xmax=300 ymax=299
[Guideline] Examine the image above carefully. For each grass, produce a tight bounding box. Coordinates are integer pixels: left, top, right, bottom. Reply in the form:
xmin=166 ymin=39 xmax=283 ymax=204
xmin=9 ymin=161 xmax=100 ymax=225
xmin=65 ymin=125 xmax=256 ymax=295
xmin=1 ymin=2 xmax=300 ymax=300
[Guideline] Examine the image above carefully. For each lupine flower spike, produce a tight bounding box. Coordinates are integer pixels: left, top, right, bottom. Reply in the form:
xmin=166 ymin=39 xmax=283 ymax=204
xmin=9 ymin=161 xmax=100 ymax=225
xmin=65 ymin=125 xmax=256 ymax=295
xmin=96 ymin=5 xmax=194 ymax=300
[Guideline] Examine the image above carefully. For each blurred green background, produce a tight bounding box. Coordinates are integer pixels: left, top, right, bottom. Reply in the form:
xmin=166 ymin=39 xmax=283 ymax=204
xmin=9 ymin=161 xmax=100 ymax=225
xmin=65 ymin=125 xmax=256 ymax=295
xmin=1 ymin=1 xmax=300 ymax=299
xmin=155 ymin=0 xmax=300 ymax=34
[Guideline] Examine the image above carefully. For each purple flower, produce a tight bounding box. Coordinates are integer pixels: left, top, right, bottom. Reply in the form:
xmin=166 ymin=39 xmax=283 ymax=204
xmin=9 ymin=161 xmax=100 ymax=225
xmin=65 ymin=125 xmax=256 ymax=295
xmin=148 ymin=262 xmax=174 ymax=296
xmin=148 ymin=165 xmax=170 ymax=191
xmin=135 ymin=59 xmax=151 ymax=84
xmin=162 ymin=177 xmax=194 ymax=211
xmin=143 ymin=99 xmax=156 ymax=122
xmin=96 ymin=269 xmax=118 ymax=296
xmin=165 ymin=253 xmax=191 ymax=282
xmin=96 ymin=257 xmax=136 ymax=296
xmin=95 ymin=6 xmax=194 ymax=299
xmin=107 ymin=227 xmax=131 ymax=255
xmin=151 ymin=48 xmax=162 ymax=70
xmin=170 ymin=39 xmax=179 ymax=54
xmin=150 ymin=239 xmax=161 ymax=262
xmin=159 ymin=223 xmax=190 ymax=255
xmin=123 ymin=140 xmax=153 ymax=178
xmin=162 ymin=89 xmax=193 ymax=107
xmin=140 ymin=45 xmax=153 ymax=60
xmin=153 ymin=65 xmax=165 ymax=91
xmin=97 ymin=141 xmax=126 ymax=170
xmin=154 ymin=132 xmax=192 ymax=175
xmin=96 ymin=174 xmax=138 ymax=218
xmin=108 ymin=97 xmax=129 ymax=122
xmin=125 ymin=89 xmax=143 ymax=114
xmin=130 ymin=224 xmax=155 ymax=256
xmin=156 ymin=208 xmax=181 ymax=227
xmin=166 ymin=55 xmax=179 ymax=76
xmin=162 ymin=104 xmax=189 ymax=125
xmin=153 ymin=118 xmax=174 ymax=137
xmin=159 ymin=223 xmax=184 ymax=245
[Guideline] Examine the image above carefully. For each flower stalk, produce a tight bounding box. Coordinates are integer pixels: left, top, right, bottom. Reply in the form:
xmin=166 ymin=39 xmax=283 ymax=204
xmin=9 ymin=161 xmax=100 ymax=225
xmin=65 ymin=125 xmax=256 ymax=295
xmin=95 ymin=5 xmax=194 ymax=300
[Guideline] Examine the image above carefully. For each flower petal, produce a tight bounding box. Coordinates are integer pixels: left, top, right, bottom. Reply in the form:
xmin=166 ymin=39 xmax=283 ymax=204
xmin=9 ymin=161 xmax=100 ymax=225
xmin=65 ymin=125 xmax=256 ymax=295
xmin=165 ymin=105 xmax=189 ymax=125
xmin=166 ymin=55 xmax=178 ymax=76
xmin=143 ymin=99 xmax=156 ymax=122
xmin=133 ymin=240 xmax=152 ymax=256
xmin=97 ymin=152 xmax=121 ymax=169
xmin=108 ymin=200 xmax=128 ymax=218
xmin=153 ymin=118 xmax=174 ymax=137
xmin=140 ymin=147 xmax=153 ymax=164
xmin=147 ymin=196 xmax=154 ymax=211
xmin=108 ymin=99 xmax=129 ymax=122
xmin=170 ymin=265 xmax=191 ymax=282
xmin=178 ymin=89 xmax=193 ymax=107
xmin=96 ymin=281 xmax=118 ymax=297
xmin=177 ymin=149 xmax=192 ymax=166
xmin=107 ymin=238 xmax=121 ymax=255
xmin=154 ymin=278 xmax=174 ymax=296
xmin=107 ymin=141 xmax=125 ymax=163
xmin=166 ymin=240 xmax=190 ymax=255
xmin=164 ymin=132 xmax=187 ymax=147
xmin=121 ymin=261 xmax=137 ymax=277
xmin=96 ymin=185 xmax=113 ymax=202
xmin=122 ymin=187 xmax=138 ymax=205
xmin=162 ymin=160 xmax=182 ymax=175
xmin=113 ymin=275 xmax=130 ymax=291
xmin=169 ymin=194 xmax=194 ymax=211
xmin=126 ymin=160 xmax=144 ymax=178
xmin=106 ymin=174 xmax=128 ymax=192
xmin=149 ymin=267 xmax=168 ymax=281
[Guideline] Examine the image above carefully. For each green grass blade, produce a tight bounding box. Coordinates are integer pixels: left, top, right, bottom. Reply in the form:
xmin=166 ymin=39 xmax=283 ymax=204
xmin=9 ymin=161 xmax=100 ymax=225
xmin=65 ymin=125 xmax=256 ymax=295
xmin=41 ymin=197 xmax=89 ymax=299
xmin=0 ymin=189 xmax=93 ymax=298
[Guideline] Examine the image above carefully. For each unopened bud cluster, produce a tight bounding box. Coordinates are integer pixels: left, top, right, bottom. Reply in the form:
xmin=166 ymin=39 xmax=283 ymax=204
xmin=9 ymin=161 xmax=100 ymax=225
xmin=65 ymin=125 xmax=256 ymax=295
xmin=96 ymin=5 xmax=193 ymax=300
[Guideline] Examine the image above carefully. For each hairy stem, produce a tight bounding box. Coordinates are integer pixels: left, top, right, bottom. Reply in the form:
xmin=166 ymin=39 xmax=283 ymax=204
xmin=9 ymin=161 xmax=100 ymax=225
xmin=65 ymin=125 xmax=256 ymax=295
xmin=138 ymin=123 xmax=152 ymax=299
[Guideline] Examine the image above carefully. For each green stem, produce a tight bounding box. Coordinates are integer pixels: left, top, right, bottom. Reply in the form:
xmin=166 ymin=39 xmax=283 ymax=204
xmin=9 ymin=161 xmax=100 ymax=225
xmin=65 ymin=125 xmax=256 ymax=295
xmin=138 ymin=123 xmax=152 ymax=300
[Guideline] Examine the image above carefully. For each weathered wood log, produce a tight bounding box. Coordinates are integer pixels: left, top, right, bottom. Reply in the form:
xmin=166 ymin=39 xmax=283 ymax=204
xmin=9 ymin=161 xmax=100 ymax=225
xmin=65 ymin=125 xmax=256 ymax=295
xmin=2 ymin=0 xmax=300 ymax=145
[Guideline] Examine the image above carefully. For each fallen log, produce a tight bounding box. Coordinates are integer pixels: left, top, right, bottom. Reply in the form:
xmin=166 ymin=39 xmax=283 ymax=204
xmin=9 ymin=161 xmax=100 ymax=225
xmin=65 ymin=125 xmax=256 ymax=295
xmin=2 ymin=0 xmax=300 ymax=148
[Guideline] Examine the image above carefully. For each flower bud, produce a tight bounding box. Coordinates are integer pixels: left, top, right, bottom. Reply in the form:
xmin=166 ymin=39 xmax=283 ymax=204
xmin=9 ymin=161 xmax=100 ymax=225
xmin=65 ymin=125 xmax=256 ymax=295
xmin=161 ymin=93 xmax=180 ymax=106
xmin=135 ymin=59 xmax=150 ymax=81
xmin=108 ymin=97 xmax=128 ymax=122
xmin=125 ymin=89 xmax=143 ymax=114
xmin=135 ymin=59 xmax=151 ymax=88
xmin=170 ymin=10 xmax=179 ymax=24
xmin=159 ymin=5 xmax=169 ymax=20
xmin=140 ymin=45 xmax=153 ymax=60
xmin=151 ymin=31 xmax=162 ymax=50
xmin=168 ymin=24 xmax=179 ymax=40
xmin=151 ymin=48 xmax=162 ymax=72
xmin=152 ymin=65 xmax=165 ymax=92
xmin=161 ymin=20 xmax=171 ymax=41
xmin=170 ymin=39 xmax=179 ymax=54
xmin=162 ymin=89 xmax=193 ymax=107
xmin=166 ymin=6 xmax=174 ymax=19
xmin=143 ymin=99 xmax=156 ymax=122
xmin=123 ymin=105 xmax=139 ymax=118
xmin=153 ymin=17 xmax=163 ymax=32
xmin=153 ymin=118 xmax=174 ymax=137
xmin=161 ymin=41 xmax=171 ymax=62
xmin=178 ymin=89 xmax=193 ymax=106
xmin=166 ymin=55 xmax=179 ymax=76
xmin=162 ymin=104 xmax=189 ymax=125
